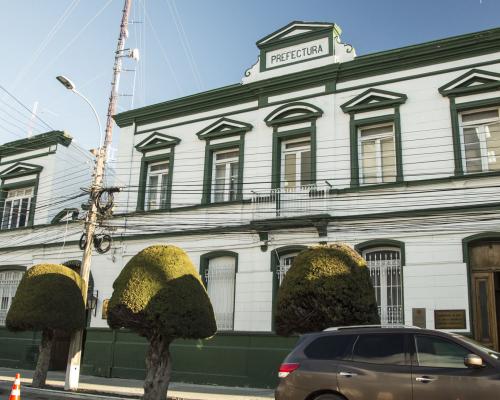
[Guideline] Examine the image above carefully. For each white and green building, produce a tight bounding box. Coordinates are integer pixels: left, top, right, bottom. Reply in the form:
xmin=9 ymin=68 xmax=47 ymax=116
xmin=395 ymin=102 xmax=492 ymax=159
xmin=2 ymin=22 xmax=500 ymax=387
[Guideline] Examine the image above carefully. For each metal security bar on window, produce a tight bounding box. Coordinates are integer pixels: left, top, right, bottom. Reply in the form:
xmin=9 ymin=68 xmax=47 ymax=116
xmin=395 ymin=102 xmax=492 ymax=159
xmin=364 ymin=249 xmax=403 ymax=325
xmin=277 ymin=253 xmax=299 ymax=286
xmin=205 ymin=260 xmax=236 ymax=331
xmin=0 ymin=270 xmax=24 ymax=325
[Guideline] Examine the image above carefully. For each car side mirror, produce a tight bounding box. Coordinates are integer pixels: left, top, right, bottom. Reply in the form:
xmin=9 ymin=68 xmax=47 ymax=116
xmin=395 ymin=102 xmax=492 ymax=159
xmin=464 ymin=354 xmax=484 ymax=368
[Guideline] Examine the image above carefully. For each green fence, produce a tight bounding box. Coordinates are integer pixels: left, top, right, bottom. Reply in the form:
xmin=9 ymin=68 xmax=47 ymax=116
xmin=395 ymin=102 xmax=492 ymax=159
xmin=0 ymin=327 xmax=297 ymax=388
xmin=81 ymin=328 xmax=298 ymax=388
xmin=0 ymin=328 xmax=40 ymax=369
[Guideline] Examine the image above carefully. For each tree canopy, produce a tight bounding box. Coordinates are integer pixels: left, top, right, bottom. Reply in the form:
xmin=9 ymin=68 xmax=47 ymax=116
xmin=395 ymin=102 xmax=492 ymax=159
xmin=6 ymin=263 xmax=85 ymax=332
xmin=107 ymin=245 xmax=216 ymax=340
xmin=275 ymin=244 xmax=379 ymax=336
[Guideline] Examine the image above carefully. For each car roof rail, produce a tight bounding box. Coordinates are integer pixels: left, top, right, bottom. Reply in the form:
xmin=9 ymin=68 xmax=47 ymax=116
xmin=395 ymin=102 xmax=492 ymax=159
xmin=323 ymin=324 xmax=421 ymax=331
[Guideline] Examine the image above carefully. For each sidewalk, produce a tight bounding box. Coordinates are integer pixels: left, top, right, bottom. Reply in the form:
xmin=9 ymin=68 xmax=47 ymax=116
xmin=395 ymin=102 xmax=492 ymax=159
xmin=0 ymin=368 xmax=274 ymax=400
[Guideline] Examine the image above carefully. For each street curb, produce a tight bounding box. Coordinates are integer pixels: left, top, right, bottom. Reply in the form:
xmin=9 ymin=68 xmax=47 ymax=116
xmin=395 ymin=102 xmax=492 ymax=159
xmin=0 ymin=384 xmax=133 ymax=400
xmin=0 ymin=382 xmax=198 ymax=400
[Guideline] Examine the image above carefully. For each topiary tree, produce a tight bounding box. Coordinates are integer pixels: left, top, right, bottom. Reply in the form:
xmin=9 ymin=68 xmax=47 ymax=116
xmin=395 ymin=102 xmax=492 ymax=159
xmin=107 ymin=245 xmax=216 ymax=400
xmin=275 ymin=244 xmax=379 ymax=336
xmin=6 ymin=264 xmax=85 ymax=388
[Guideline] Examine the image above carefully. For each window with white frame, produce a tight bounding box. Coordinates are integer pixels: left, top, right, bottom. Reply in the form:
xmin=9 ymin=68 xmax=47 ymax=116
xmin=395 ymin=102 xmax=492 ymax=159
xmin=1 ymin=187 xmax=34 ymax=229
xmin=459 ymin=107 xmax=500 ymax=173
xmin=359 ymin=124 xmax=396 ymax=185
xmin=145 ymin=161 xmax=169 ymax=210
xmin=277 ymin=252 xmax=299 ymax=286
xmin=363 ymin=248 xmax=403 ymax=325
xmin=282 ymin=138 xmax=312 ymax=190
xmin=205 ymin=256 xmax=236 ymax=330
xmin=212 ymin=149 xmax=239 ymax=203
xmin=0 ymin=270 xmax=24 ymax=325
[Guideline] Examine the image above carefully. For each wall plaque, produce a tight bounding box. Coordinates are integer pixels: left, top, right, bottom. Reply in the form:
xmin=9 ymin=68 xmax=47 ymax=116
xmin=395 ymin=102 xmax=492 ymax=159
xmin=412 ymin=308 xmax=426 ymax=328
xmin=434 ymin=309 xmax=466 ymax=329
xmin=102 ymin=299 xmax=109 ymax=320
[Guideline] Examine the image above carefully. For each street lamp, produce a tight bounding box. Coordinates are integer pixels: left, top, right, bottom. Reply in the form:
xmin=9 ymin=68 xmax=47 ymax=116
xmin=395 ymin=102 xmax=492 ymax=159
xmin=56 ymin=74 xmax=105 ymax=390
xmin=56 ymin=75 xmax=103 ymax=147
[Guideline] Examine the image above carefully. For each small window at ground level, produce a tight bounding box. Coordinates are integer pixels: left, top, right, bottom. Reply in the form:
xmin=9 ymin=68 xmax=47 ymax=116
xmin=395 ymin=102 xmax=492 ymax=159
xmin=304 ymin=334 xmax=356 ymax=360
xmin=0 ymin=270 xmax=24 ymax=325
xmin=352 ymin=334 xmax=406 ymax=365
xmin=415 ymin=335 xmax=469 ymax=369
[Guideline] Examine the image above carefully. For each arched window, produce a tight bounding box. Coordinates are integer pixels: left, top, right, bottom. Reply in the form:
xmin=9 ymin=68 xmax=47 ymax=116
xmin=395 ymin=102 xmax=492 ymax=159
xmin=200 ymin=251 xmax=237 ymax=331
xmin=356 ymin=240 xmax=405 ymax=326
xmin=362 ymin=247 xmax=403 ymax=325
xmin=0 ymin=267 xmax=25 ymax=325
xmin=271 ymin=245 xmax=307 ymax=287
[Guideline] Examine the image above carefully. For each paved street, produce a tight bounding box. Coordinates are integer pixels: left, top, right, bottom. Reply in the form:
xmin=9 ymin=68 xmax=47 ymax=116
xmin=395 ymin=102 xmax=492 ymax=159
xmin=0 ymin=380 xmax=138 ymax=400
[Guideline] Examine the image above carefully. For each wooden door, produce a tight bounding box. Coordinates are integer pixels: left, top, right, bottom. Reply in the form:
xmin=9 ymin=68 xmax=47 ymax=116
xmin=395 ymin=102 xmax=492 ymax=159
xmin=471 ymin=272 xmax=498 ymax=350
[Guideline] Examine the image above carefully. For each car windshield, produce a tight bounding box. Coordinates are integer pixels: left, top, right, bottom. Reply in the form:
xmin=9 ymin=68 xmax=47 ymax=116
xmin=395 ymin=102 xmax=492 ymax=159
xmin=452 ymin=334 xmax=500 ymax=360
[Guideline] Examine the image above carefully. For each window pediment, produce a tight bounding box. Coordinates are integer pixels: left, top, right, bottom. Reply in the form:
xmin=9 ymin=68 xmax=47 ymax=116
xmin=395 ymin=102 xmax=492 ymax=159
xmin=264 ymin=102 xmax=323 ymax=126
xmin=439 ymin=69 xmax=500 ymax=97
xmin=196 ymin=117 xmax=252 ymax=140
xmin=135 ymin=132 xmax=181 ymax=153
xmin=0 ymin=162 xmax=43 ymax=179
xmin=341 ymin=89 xmax=407 ymax=113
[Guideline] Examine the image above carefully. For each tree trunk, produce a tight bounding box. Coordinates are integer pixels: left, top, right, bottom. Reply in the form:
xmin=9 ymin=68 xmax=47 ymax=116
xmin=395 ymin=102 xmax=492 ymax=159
xmin=143 ymin=333 xmax=172 ymax=400
xmin=32 ymin=329 xmax=54 ymax=388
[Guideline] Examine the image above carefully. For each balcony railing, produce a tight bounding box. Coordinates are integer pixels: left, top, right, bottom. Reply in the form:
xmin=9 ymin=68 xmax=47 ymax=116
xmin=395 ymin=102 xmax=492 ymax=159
xmin=251 ymin=185 xmax=329 ymax=219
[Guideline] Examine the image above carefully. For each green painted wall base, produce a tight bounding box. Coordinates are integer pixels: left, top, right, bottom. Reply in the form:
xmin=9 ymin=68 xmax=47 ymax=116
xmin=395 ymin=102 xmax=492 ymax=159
xmin=81 ymin=328 xmax=298 ymax=388
xmin=0 ymin=327 xmax=297 ymax=388
xmin=0 ymin=328 xmax=40 ymax=369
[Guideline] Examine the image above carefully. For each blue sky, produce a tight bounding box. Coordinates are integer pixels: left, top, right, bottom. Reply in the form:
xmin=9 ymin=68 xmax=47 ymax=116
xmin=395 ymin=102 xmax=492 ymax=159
xmin=1 ymin=0 xmax=499 ymax=151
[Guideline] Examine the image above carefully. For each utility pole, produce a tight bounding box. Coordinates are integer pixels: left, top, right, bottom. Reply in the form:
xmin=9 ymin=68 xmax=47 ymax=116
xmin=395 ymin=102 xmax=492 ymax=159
xmin=65 ymin=0 xmax=133 ymax=391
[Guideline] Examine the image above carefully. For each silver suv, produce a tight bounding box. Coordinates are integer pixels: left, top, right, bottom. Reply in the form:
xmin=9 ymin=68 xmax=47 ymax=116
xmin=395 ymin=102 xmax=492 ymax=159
xmin=275 ymin=325 xmax=500 ymax=400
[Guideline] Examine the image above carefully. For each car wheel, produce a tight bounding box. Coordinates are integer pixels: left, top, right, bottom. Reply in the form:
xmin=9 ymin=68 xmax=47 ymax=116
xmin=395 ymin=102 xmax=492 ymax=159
xmin=314 ymin=394 xmax=344 ymax=400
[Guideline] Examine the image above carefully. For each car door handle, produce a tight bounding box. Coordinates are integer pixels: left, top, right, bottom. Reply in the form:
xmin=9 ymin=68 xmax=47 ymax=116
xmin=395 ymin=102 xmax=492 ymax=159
xmin=339 ymin=371 xmax=358 ymax=378
xmin=416 ymin=376 xmax=436 ymax=383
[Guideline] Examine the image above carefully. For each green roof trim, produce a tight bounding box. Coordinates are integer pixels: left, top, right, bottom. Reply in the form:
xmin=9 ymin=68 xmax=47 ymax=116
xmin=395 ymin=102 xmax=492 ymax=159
xmin=0 ymin=131 xmax=72 ymax=158
xmin=113 ymin=27 xmax=500 ymax=128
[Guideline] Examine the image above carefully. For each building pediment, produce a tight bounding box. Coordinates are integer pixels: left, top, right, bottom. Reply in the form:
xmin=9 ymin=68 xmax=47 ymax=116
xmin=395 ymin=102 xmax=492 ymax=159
xmin=256 ymin=21 xmax=341 ymax=47
xmin=242 ymin=21 xmax=355 ymax=84
xmin=196 ymin=118 xmax=252 ymax=140
xmin=439 ymin=69 xmax=500 ymax=96
xmin=135 ymin=132 xmax=181 ymax=152
xmin=341 ymin=88 xmax=407 ymax=113
xmin=0 ymin=162 xmax=43 ymax=179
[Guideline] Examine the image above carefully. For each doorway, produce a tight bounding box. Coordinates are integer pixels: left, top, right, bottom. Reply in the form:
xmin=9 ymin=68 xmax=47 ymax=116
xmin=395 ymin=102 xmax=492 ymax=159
xmin=469 ymin=240 xmax=500 ymax=351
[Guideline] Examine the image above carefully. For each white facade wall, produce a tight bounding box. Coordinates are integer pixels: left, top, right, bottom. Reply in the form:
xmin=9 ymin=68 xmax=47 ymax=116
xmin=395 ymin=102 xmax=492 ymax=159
xmin=2 ymin=24 xmax=500 ymax=339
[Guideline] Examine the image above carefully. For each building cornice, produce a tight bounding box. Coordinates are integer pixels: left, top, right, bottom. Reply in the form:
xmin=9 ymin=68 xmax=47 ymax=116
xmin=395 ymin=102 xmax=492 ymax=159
xmin=114 ymin=27 xmax=500 ymax=128
xmin=0 ymin=131 xmax=72 ymax=158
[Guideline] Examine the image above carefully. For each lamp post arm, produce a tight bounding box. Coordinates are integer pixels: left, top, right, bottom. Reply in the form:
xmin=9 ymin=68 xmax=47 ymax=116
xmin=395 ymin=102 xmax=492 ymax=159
xmin=71 ymin=89 xmax=103 ymax=148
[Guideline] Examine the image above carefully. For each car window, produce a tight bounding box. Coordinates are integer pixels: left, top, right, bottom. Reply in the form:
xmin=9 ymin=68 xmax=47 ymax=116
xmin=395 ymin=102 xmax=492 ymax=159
xmin=352 ymin=334 xmax=406 ymax=365
xmin=304 ymin=334 xmax=356 ymax=360
xmin=452 ymin=334 xmax=500 ymax=360
xmin=415 ymin=335 xmax=469 ymax=369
